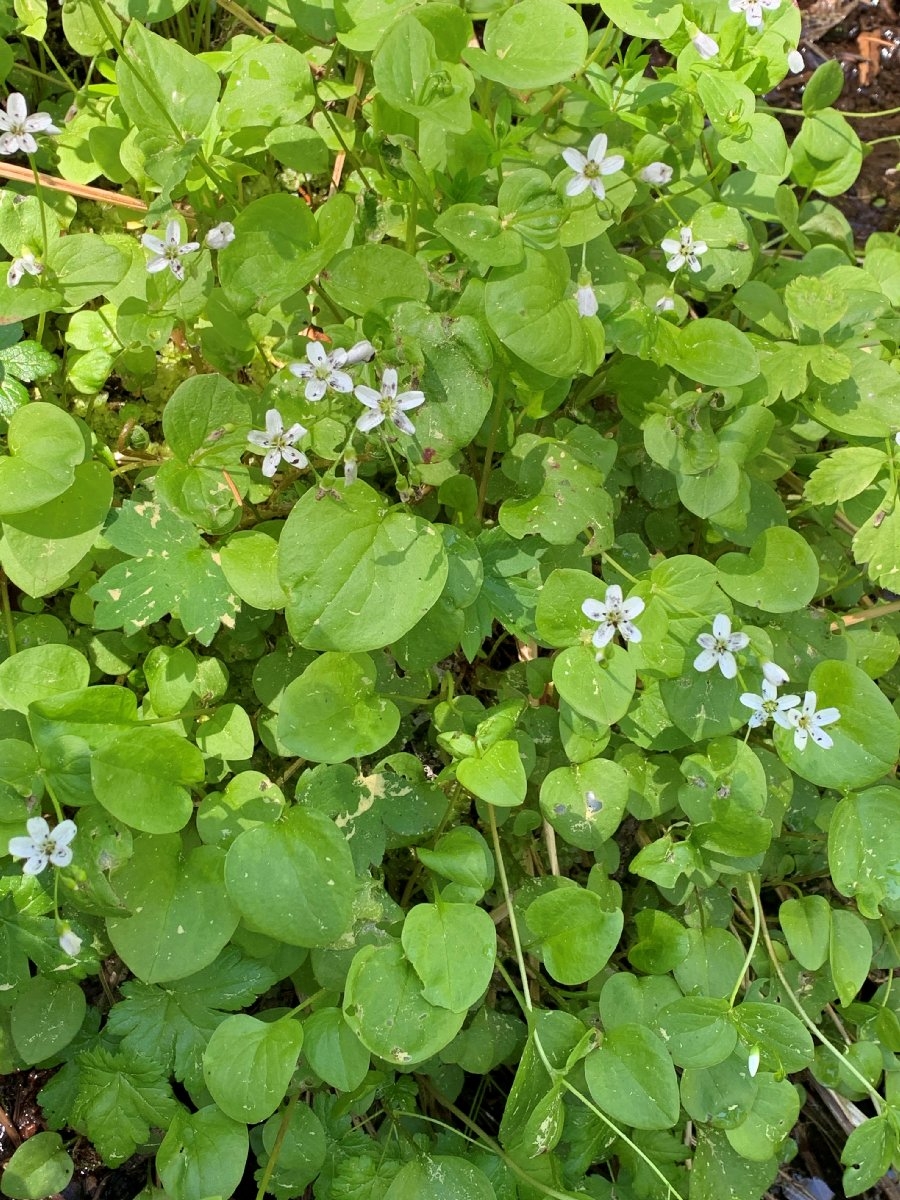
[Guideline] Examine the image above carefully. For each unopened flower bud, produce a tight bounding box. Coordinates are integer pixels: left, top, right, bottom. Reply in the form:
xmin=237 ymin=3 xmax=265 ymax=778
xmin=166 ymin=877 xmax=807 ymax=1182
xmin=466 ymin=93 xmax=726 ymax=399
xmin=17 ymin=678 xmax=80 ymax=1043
xmin=639 ymin=162 xmax=673 ymax=186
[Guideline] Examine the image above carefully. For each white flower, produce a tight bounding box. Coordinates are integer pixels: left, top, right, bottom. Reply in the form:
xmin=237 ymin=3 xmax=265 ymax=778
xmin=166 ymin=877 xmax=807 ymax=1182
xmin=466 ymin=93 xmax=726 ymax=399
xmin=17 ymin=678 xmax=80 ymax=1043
xmin=7 ymin=250 xmax=42 ymax=288
xmin=693 ymin=614 xmax=749 ymax=679
xmin=748 ymin=1047 xmax=760 ymax=1077
xmin=729 ymin=0 xmax=779 ymax=26
xmin=343 ymin=453 xmax=358 ymax=488
xmin=205 ymin=221 xmax=235 ymax=250
xmin=639 ymin=162 xmax=673 ymax=186
xmin=787 ymin=49 xmax=805 ymax=73
xmin=576 ymin=282 xmax=598 ymax=318
xmin=342 ymin=339 xmax=376 ymax=365
xmin=289 ymin=342 xmax=355 ymax=402
xmin=141 ymin=220 xmax=200 ymax=282
xmin=247 ymin=409 xmax=309 ymax=477
xmin=562 ymin=133 xmax=625 ymax=201
xmin=355 ymin=368 xmax=425 ymax=436
xmin=761 ymin=660 xmax=790 ymax=686
xmin=0 ymin=93 xmax=60 ymax=156
xmin=58 ymin=926 xmax=82 ymax=957
xmin=662 ymin=227 xmax=708 ymax=273
xmin=8 ymin=817 xmax=77 ymax=876
xmin=775 ymin=690 xmax=841 ymax=751
xmin=655 ymin=296 xmax=675 ymax=313
xmin=740 ymin=679 xmax=800 ymax=729
xmin=692 ymin=31 xmax=719 ymax=58
xmin=582 ymin=585 xmax=645 ymax=649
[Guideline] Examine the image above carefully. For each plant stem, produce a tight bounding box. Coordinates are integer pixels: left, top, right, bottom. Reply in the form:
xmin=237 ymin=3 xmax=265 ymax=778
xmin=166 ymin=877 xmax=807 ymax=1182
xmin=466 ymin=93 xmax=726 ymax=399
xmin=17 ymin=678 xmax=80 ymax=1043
xmin=475 ymin=373 xmax=507 ymax=523
xmin=488 ymin=805 xmax=532 ymax=1014
xmin=0 ymin=571 xmax=16 ymax=657
xmin=729 ymin=874 xmax=762 ymax=1007
xmin=254 ymin=1092 xmax=299 ymax=1200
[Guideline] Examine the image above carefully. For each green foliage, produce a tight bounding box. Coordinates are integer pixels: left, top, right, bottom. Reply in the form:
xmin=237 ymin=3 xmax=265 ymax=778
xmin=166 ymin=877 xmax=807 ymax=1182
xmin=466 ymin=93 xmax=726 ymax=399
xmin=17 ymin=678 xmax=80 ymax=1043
xmin=1 ymin=1 xmax=899 ymax=1198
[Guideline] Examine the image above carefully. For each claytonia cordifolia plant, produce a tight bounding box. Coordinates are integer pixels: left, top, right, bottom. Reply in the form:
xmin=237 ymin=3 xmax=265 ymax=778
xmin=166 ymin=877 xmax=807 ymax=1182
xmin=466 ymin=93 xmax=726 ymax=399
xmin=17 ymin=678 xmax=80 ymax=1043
xmin=741 ymin=679 xmax=800 ymax=729
xmin=248 ymin=409 xmax=308 ymax=477
xmin=58 ymin=926 xmax=82 ymax=957
xmin=355 ymin=367 xmax=425 ymax=435
xmin=691 ymin=30 xmax=719 ymax=58
xmin=575 ymin=274 xmax=598 ymax=318
xmin=639 ymin=162 xmax=673 ymax=186
xmin=562 ymin=133 xmax=624 ymax=201
xmin=205 ymin=221 xmax=235 ymax=250
xmin=662 ymin=227 xmax=708 ymax=273
xmin=0 ymin=92 xmax=59 ymax=155
xmin=7 ymin=250 xmax=41 ymax=287
xmin=582 ymin=586 xmax=644 ymax=648
xmin=777 ymin=691 xmax=841 ymax=750
xmin=141 ymin=220 xmax=200 ymax=281
xmin=694 ymin=614 xmax=749 ymax=679
xmin=8 ymin=817 xmax=77 ymax=875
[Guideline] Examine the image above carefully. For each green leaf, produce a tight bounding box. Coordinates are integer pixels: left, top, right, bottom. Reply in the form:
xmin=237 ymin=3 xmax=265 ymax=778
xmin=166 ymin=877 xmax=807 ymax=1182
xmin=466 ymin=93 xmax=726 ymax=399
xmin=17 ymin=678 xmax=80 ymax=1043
xmin=725 ymin=1077 xmax=801 ymax=1162
xmin=90 ymin=726 xmax=204 ymax=833
xmin=774 ymin=660 xmax=900 ymax=790
xmin=829 ymin=908 xmax=872 ymax=1007
xmin=435 ymin=204 xmax=523 ymax=268
xmin=325 ymin=243 xmax=430 ymax=316
xmin=89 ymin=496 xmax=240 ymax=646
xmin=539 ymin=758 xmax=629 ymax=850
xmin=659 ymin=318 xmax=759 ymax=387
xmin=416 ymin=826 xmax=494 ymax=894
xmin=779 ymin=895 xmax=831 ymax=970
xmin=585 ymin=1023 xmax=680 ymax=1129
xmin=498 ymin=433 xmax=613 ymax=546
xmin=656 ymin=997 xmax=737 ymax=1069
xmin=203 ymin=1014 xmax=303 ymax=1124
xmin=373 ymin=14 xmax=473 ymax=134
xmin=853 ymin=503 xmax=900 ymax=592
xmin=485 ymin=248 xmax=585 ymax=379
xmin=805 ymin=447 xmax=887 ymax=505
xmin=829 ymin=786 xmax=900 ymax=918
xmin=463 ymin=0 xmax=588 ymax=89
xmin=0 ymin=644 xmax=89 ymax=714
xmin=457 ymin=739 xmax=526 ymax=807
xmin=279 ymin=483 xmax=448 ymax=652
xmin=224 ymin=806 xmax=355 ymax=947
xmin=841 ymin=1114 xmax=898 ymax=1196
xmin=107 ymin=836 xmax=240 ymax=983
xmin=143 ymin=645 xmax=198 ymax=718
xmin=47 ymin=235 xmax=128 ymax=307
xmin=716 ymin=526 xmax=819 ymax=613
xmin=28 ymin=686 xmax=136 ymax=807
xmin=802 ymin=58 xmax=845 ymax=113
xmin=11 ymin=976 xmax=86 ymax=1064
xmin=343 ymin=941 xmax=465 ymax=1065
xmin=0 ymin=1132 xmax=73 ymax=1200
xmin=525 ymin=887 xmax=622 ymax=984
xmin=219 ymin=43 xmax=314 ymax=133
xmin=401 ymin=901 xmax=496 ymax=1011
xmin=729 ymin=1002 xmax=814 ymax=1074
xmin=220 ymin=530 xmax=288 ymax=611
xmin=691 ymin=1128 xmax=779 ymax=1200
xmin=278 ymin=652 xmax=400 ymax=764
xmin=808 ymin=352 xmax=900 ymax=438
xmin=552 ymin=644 xmax=636 ymax=727
xmin=302 ymin=1008 xmax=370 ymax=1092
xmin=256 ymin=1102 xmax=327 ymax=1197
xmin=106 ymin=947 xmax=277 ymax=1094
xmin=118 ymin=20 xmax=218 ymax=139
xmin=0 ymin=402 xmax=85 ymax=517
xmin=218 ymin=194 xmax=318 ymax=316
xmin=157 ymin=1105 xmax=248 ymax=1200
xmin=65 ymin=1047 xmax=179 ymax=1167
xmin=384 ymin=1156 xmax=497 ymax=1200
xmin=791 ymin=108 xmax=862 ymax=196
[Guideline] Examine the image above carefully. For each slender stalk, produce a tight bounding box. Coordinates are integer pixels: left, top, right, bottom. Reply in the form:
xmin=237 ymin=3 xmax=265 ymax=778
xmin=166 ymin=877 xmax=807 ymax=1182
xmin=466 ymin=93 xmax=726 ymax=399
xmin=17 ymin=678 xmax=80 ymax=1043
xmin=488 ymin=805 xmax=533 ymax=1014
xmin=0 ymin=570 xmax=16 ymax=657
xmin=254 ymin=1092 xmax=299 ymax=1200
xmin=729 ymin=875 xmax=761 ymax=1008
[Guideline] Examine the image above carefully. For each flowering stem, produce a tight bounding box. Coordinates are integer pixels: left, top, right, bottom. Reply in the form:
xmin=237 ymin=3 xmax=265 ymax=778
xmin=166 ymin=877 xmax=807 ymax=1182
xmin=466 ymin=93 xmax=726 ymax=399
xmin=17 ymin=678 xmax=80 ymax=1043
xmin=254 ymin=1092 xmax=299 ymax=1200
xmin=0 ymin=570 xmax=16 ymax=658
xmin=729 ymin=874 xmax=761 ymax=1007
xmin=599 ymin=550 xmax=640 ymax=586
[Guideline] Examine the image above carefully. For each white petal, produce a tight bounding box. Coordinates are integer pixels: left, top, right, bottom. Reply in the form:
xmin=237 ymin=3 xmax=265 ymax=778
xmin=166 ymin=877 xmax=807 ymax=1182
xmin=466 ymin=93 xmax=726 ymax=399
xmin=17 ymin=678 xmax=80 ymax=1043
xmin=392 ymin=410 xmax=416 ymax=435
xmin=566 ymin=174 xmax=591 ymax=197
xmin=588 ymin=178 xmax=607 ymax=201
xmin=747 ymin=709 xmax=767 ymax=728
xmin=168 ymin=257 xmax=185 ymax=282
xmin=178 ymin=241 xmax=200 ymax=255
xmin=562 ymin=147 xmax=587 ymax=173
xmin=762 ymin=660 xmax=789 ymax=686
xmin=356 ymin=409 xmax=385 ymax=433
xmin=59 ymin=928 xmax=81 ymax=957
xmin=355 ymin=385 xmax=383 ymax=409
xmin=621 ymin=596 xmax=644 ymax=619
xmin=718 ymin=651 xmax=738 ymax=679
xmin=692 ymin=240 xmax=709 ymax=256
xmin=8 ymin=835 xmax=38 ymax=857
xmin=809 ymin=726 xmax=834 ymax=749
xmin=381 ymin=368 xmax=398 ymax=398
xmin=280 ymin=447 xmax=308 ymax=469
xmin=141 ymin=234 xmax=166 ymax=255
xmin=787 ymin=49 xmax=805 ymax=73
xmin=776 ymin=694 xmax=801 ymax=711
xmin=289 ymin=361 xmax=313 ymax=379
xmin=265 ymin=409 xmax=283 ymax=438
xmin=26 ymin=816 xmax=50 ymax=840
xmin=328 ymin=370 xmax=354 ymax=393
xmin=53 ymin=820 xmax=77 ymax=846
xmin=307 ymin=341 xmax=328 ymax=367
xmin=727 ymin=632 xmax=750 ymax=651
xmin=345 ymin=339 xmax=375 ymax=364
xmin=687 ymin=255 xmax=703 ymax=273
xmin=620 ymin=621 xmax=642 ymax=643
xmin=7 ymin=260 xmax=24 ymax=287
xmin=592 ymin=622 xmax=616 ymax=649
xmin=582 ymin=598 xmax=607 ymax=622
xmin=712 ymin=614 xmax=732 ymax=640
xmin=283 ymin=422 xmax=307 ymax=444
xmin=262 ymin=449 xmax=281 ymax=477
xmin=802 ymin=691 xmax=818 ymax=714
xmin=661 ymin=238 xmax=682 ymax=255
xmin=814 ymin=707 xmax=841 ymax=727
xmin=22 ymin=854 xmax=48 ymax=875
xmin=165 ymin=219 xmax=181 ymax=247
xmin=396 ymin=390 xmax=425 ymax=411
xmin=604 ymin=584 xmax=624 ymax=607
xmin=305 ymin=378 xmax=327 ymax=402
xmin=19 ymin=133 xmax=38 ymax=154
xmin=587 ymin=133 xmax=608 ymax=161
xmin=793 ymin=727 xmax=809 ymax=751
xmin=773 ymin=708 xmax=795 ymax=730
xmin=598 ymin=154 xmax=625 ymax=175
xmin=666 ymin=254 xmax=685 ymax=272
xmin=7 ymin=94 xmax=28 ymax=125
xmin=50 ymin=844 xmax=73 ymax=867
xmin=740 ymin=693 xmax=763 ymax=711
xmin=0 ymin=133 xmax=20 ymax=155
xmin=247 ymin=430 xmax=273 ymax=448
xmin=693 ymin=649 xmax=718 ymax=673
xmin=696 ymin=633 xmax=717 ymax=651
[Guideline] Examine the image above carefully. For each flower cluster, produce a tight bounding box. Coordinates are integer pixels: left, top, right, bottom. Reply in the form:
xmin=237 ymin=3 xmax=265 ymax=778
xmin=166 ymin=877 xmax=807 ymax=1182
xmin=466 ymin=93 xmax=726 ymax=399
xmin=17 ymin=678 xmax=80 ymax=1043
xmin=0 ymin=93 xmax=59 ymax=156
xmin=662 ymin=227 xmax=708 ymax=273
xmin=140 ymin=219 xmax=235 ymax=280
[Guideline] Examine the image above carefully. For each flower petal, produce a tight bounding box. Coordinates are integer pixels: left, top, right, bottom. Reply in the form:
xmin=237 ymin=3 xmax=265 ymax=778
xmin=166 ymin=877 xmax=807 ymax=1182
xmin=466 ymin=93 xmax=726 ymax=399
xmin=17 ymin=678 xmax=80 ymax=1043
xmin=740 ymin=693 xmax=763 ymax=710
xmin=283 ymin=422 xmax=307 ymax=444
xmin=354 ymin=385 xmax=382 ymax=409
xmin=620 ymin=621 xmax=642 ymax=643
xmin=718 ymin=651 xmax=738 ymax=679
xmin=727 ymin=632 xmax=750 ymax=651
xmin=262 ymin=449 xmax=281 ymax=477
xmin=265 ymin=409 xmax=283 ymax=438
xmin=141 ymin=234 xmax=166 ymax=255
xmin=8 ymin=836 xmax=38 ymax=857
xmin=7 ymin=94 xmax=28 ymax=126
xmin=22 ymin=854 xmax=48 ymax=876
xmin=165 ymin=219 xmax=181 ymax=247
xmin=247 ymin=430 xmax=272 ymax=448
xmin=598 ymin=154 xmax=624 ymax=175
xmin=356 ymin=409 xmax=385 ymax=433
xmin=289 ymin=361 xmax=312 ymax=379
xmin=592 ymin=622 xmax=616 ymax=649
xmin=712 ymin=613 xmax=732 ymax=640
xmin=26 ymin=816 xmax=50 ymax=840
xmin=809 ymin=726 xmax=834 ymax=749
xmin=50 ymin=844 xmax=73 ymax=867
xmin=696 ymin=633 xmax=717 ymax=650
xmin=693 ymin=649 xmax=718 ymax=673
xmin=307 ymin=341 xmax=328 ymax=367
xmin=396 ymin=390 xmax=425 ymax=411
xmin=666 ymin=254 xmax=685 ymax=272
xmin=345 ymin=339 xmax=375 ymax=364
xmin=621 ymin=596 xmax=644 ymax=619
xmin=53 ymin=820 xmax=77 ymax=846
xmin=587 ymin=133 xmax=608 ymax=161
xmin=305 ymin=378 xmax=327 ymax=402
xmin=814 ymin=706 xmax=841 ymax=727
xmin=588 ymin=178 xmax=607 ymax=200
xmin=562 ymin=148 xmax=587 ymax=173
xmin=793 ymin=727 xmax=808 ymax=751
xmin=392 ymin=411 xmax=416 ymax=435
xmin=281 ymin=447 xmax=309 ymax=469
xmin=327 ymin=370 xmax=354 ymax=393
xmin=660 ymin=239 xmax=682 ymax=255
xmin=178 ymin=241 xmax=200 ymax=255
xmin=566 ymin=174 xmax=591 ymax=197
xmin=382 ymin=368 xmax=398 ymax=398
xmin=582 ymin=598 xmax=606 ymax=622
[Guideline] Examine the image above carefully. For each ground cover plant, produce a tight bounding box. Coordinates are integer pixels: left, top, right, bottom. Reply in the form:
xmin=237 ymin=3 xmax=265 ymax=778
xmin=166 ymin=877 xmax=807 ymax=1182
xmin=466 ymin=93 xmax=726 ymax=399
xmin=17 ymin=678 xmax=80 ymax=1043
xmin=1 ymin=0 xmax=900 ymax=1197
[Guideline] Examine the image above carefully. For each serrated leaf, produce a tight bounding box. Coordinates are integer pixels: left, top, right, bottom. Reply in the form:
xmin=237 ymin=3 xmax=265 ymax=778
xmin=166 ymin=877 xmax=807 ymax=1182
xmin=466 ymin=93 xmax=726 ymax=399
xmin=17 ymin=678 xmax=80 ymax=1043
xmin=805 ymin=447 xmax=886 ymax=504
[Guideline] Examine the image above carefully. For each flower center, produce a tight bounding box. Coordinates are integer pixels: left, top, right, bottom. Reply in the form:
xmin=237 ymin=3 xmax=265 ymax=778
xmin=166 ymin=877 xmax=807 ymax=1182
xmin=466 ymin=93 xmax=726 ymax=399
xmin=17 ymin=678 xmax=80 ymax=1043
xmin=584 ymin=160 xmax=601 ymax=178
xmin=39 ymin=836 xmax=56 ymax=854
xmin=713 ymin=636 xmax=729 ymax=652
